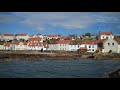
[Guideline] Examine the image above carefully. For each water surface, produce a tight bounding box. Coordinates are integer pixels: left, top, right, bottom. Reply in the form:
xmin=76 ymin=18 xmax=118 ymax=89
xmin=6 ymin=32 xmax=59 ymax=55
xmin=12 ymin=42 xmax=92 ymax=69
xmin=0 ymin=59 xmax=120 ymax=78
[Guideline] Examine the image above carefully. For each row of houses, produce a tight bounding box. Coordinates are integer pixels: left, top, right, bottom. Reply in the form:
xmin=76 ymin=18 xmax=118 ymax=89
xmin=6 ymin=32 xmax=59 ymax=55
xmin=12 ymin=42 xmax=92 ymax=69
xmin=0 ymin=32 xmax=120 ymax=53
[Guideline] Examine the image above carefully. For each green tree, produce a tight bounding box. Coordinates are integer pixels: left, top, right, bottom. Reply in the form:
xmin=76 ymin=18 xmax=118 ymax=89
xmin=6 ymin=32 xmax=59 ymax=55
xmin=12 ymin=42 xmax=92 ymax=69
xmin=85 ymin=32 xmax=91 ymax=37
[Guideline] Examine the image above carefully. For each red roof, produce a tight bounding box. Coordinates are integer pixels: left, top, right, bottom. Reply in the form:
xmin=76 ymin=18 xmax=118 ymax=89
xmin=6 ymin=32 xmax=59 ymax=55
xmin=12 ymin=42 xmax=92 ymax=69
xmin=69 ymin=41 xmax=81 ymax=45
xmin=23 ymin=42 xmax=28 ymax=45
xmin=57 ymin=40 xmax=71 ymax=44
xmin=28 ymin=43 xmax=43 ymax=46
xmin=0 ymin=34 xmax=2 ymax=36
xmin=96 ymin=39 xmax=106 ymax=43
xmin=100 ymin=32 xmax=112 ymax=35
xmin=60 ymin=36 xmax=69 ymax=40
xmin=4 ymin=42 xmax=11 ymax=47
xmin=28 ymin=38 xmax=42 ymax=41
xmin=15 ymin=42 xmax=19 ymax=45
xmin=82 ymin=40 xmax=97 ymax=44
xmin=17 ymin=34 xmax=27 ymax=36
xmin=4 ymin=34 xmax=14 ymax=36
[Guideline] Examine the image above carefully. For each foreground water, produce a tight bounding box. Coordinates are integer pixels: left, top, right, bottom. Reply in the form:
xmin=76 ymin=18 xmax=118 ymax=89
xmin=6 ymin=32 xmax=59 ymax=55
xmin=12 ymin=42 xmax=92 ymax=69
xmin=0 ymin=59 xmax=120 ymax=78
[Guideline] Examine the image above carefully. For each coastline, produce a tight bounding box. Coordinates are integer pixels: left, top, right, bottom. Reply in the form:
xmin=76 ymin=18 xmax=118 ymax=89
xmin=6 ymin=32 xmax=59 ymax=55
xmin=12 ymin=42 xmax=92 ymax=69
xmin=0 ymin=51 xmax=120 ymax=61
xmin=105 ymin=67 xmax=120 ymax=78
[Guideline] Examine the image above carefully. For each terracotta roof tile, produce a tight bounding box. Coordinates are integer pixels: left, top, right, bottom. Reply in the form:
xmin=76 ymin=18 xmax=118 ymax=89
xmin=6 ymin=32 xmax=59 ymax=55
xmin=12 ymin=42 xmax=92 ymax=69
xmin=4 ymin=42 xmax=11 ymax=47
xmin=69 ymin=41 xmax=81 ymax=45
xmin=23 ymin=42 xmax=28 ymax=45
xmin=17 ymin=34 xmax=27 ymax=36
xmin=100 ymin=32 xmax=112 ymax=35
xmin=57 ymin=40 xmax=71 ymax=44
xmin=4 ymin=34 xmax=14 ymax=36
xmin=82 ymin=40 xmax=97 ymax=44
xmin=28 ymin=38 xmax=42 ymax=41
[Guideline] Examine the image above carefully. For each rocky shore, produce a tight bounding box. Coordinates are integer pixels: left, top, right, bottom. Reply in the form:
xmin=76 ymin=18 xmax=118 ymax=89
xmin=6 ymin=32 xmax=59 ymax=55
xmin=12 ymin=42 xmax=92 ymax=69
xmin=0 ymin=50 xmax=120 ymax=62
xmin=0 ymin=51 xmax=81 ymax=61
xmin=107 ymin=68 xmax=120 ymax=78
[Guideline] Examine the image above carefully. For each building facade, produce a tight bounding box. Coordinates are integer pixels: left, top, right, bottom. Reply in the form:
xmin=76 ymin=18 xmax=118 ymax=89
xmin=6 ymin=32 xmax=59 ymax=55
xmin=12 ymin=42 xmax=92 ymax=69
xmin=102 ymin=38 xmax=118 ymax=53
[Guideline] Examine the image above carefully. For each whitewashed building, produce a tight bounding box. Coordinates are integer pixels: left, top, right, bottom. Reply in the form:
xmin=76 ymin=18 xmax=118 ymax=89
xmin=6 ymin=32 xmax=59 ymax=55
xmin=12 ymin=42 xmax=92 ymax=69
xmin=102 ymin=38 xmax=118 ymax=53
xmin=48 ymin=39 xmax=60 ymax=51
xmin=3 ymin=42 xmax=12 ymax=50
xmin=27 ymin=38 xmax=44 ymax=50
xmin=14 ymin=42 xmax=28 ymax=50
xmin=16 ymin=34 xmax=30 ymax=41
xmin=3 ymin=34 xmax=15 ymax=41
xmin=80 ymin=40 xmax=98 ymax=53
xmin=100 ymin=32 xmax=114 ymax=39
xmin=27 ymin=43 xmax=43 ymax=50
xmin=69 ymin=41 xmax=81 ymax=51
xmin=57 ymin=40 xmax=71 ymax=51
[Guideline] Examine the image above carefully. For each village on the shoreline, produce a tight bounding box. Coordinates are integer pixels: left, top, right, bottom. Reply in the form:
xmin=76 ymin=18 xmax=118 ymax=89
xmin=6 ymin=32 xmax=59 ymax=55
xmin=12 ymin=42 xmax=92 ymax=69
xmin=0 ymin=32 xmax=120 ymax=54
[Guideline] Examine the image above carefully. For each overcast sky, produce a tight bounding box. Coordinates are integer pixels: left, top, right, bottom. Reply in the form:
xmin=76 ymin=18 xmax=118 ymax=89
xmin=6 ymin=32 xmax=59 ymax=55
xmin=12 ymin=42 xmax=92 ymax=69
xmin=0 ymin=12 xmax=120 ymax=35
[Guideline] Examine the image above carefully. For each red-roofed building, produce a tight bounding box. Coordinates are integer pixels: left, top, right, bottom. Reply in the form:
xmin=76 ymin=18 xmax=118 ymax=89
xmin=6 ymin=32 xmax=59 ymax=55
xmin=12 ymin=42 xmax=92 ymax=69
xmin=100 ymin=32 xmax=114 ymax=39
xmin=27 ymin=42 xmax=44 ymax=50
xmin=3 ymin=34 xmax=15 ymax=41
xmin=57 ymin=40 xmax=71 ymax=51
xmin=47 ymin=35 xmax=61 ymax=40
xmin=28 ymin=38 xmax=43 ymax=43
xmin=48 ymin=39 xmax=60 ymax=51
xmin=16 ymin=34 xmax=30 ymax=41
xmin=80 ymin=40 xmax=98 ymax=53
xmin=4 ymin=42 xmax=12 ymax=50
xmin=69 ymin=40 xmax=81 ymax=51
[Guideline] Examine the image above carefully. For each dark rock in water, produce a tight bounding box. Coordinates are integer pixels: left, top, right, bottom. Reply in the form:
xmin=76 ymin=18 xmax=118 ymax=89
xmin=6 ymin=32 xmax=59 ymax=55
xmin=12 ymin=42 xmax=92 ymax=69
xmin=87 ymin=55 xmax=94 ymax=58
xmin=108 ymin=69 xmax=120 ymax=78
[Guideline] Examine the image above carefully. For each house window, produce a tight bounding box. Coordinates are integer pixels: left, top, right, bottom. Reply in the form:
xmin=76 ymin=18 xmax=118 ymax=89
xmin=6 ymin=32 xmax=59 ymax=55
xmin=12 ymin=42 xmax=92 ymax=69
xmin=92 ymin=45 xmax=94 ymax=48
xmin=60 ymin=44 xmax=61 ymax=46
xmin=89 ymin=45 xmax=91 ymax=48
xmin=78 ymin=45 xmax=79 ymax=48
xmin=85 ymin=45 xmax=87 ymax=48
xmin=112 ymin=43 xmax=114 ymax=46
xmin=92 ymin=49 xmax=94 ymax=51
xmin=103 ymin=36 xmax=104 ymax=38
xmin=108 ymin=43 xmax=110 ymax=46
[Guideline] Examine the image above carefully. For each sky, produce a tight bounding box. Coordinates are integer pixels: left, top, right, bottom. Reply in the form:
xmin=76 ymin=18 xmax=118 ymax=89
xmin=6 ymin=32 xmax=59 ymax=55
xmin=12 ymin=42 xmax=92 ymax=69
xmin=0 ymin=12 xmax=120 ymax=35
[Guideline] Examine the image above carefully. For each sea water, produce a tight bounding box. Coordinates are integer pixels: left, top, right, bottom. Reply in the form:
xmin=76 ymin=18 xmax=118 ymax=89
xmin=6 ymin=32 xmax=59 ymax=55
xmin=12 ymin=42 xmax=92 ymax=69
xmin=0 ymin=59 xmax=120 ymax=78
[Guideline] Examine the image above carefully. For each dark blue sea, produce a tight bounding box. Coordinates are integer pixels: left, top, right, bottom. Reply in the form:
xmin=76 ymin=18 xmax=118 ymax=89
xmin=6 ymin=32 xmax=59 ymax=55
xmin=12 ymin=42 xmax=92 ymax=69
xmin=0 ymin=59 xmax=120 ymax=78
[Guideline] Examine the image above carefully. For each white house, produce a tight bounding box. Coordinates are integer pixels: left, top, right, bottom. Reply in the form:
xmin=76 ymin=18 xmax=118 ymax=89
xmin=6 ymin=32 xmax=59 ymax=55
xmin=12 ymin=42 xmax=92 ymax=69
xmin=3 ymin=34 xmax=15 ymax=41
xmin=57 ymin=40 xmax=71 ymax=51
xmin=16 ymin=34 xmax=30 ymax=41
xmin=48 ymin=39 xmax=60 ymax=51
xmin=14 ymin=42 xmax=28 ymax=50
xmin=28 ymin=38 xmax=43 ymax=43
xmin=69 ymin=41 xmax=81 ymax=51
xmin=46 ymin=35 xmax=60 ymax=40
xmin=0 ymin=42 xmax=4 ymax=50
xmin=102 ymin=38 xmax=118 ymax=53
xmin=27 ymin=43 xmax=43 ymax=50
xmin=100 ymin=32 xmax=114 ymax=39
xmin=80 ymin=40 xmax=98 ymax=53
xmin=3 ymin=42 xmax=12 ymax=50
